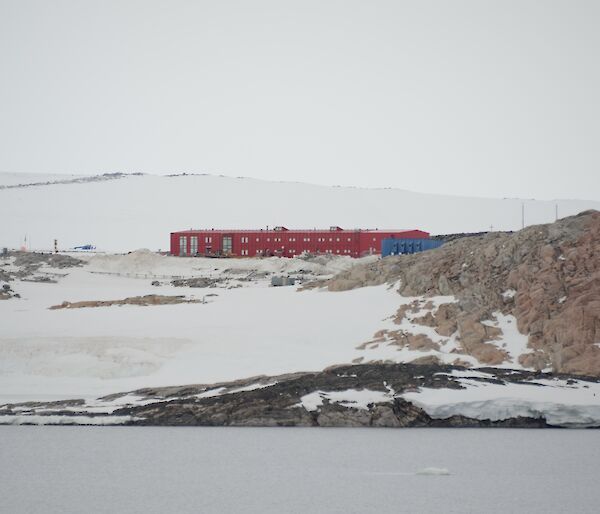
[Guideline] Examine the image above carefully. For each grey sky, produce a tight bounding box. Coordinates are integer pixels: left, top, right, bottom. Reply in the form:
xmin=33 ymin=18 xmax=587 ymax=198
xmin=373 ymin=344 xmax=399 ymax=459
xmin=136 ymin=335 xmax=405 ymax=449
xmin=1 ymin=0 xmax=599 ymax=200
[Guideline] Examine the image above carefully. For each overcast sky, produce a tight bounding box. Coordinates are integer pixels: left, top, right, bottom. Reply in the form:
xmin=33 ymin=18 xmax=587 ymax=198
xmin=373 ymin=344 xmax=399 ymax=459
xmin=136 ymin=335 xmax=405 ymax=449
xmin=1 ymin=0 xmax=599 ymax=200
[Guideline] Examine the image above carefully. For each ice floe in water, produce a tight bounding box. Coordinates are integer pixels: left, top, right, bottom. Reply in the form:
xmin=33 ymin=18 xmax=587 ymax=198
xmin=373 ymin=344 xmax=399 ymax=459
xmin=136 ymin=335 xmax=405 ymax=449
xmin=415 ymin=467 xmax=451 ymax=476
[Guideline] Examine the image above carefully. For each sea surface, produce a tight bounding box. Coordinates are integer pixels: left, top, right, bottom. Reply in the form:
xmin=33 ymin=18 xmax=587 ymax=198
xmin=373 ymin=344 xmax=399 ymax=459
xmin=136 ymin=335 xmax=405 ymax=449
xmin=1 ymin=426 xmax=599 ymax=514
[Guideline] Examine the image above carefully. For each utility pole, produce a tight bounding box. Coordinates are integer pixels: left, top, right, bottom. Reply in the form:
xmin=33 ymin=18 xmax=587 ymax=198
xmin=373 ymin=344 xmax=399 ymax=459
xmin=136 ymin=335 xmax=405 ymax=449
xmin=555 ymin=204 xmax=558 ymax=221
xmin=521 ymin=203 xmax=525 ymax=230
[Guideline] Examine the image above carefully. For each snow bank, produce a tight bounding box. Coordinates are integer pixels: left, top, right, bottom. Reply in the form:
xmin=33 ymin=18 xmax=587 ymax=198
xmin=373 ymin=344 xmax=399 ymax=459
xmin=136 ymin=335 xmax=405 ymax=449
xmin=403 ymin=376 xmax=600 ymax=427
xmin=297 ymin=389 xmax=394 ymax=411
xmin=80 ymin=249 xmax=375 ymax=281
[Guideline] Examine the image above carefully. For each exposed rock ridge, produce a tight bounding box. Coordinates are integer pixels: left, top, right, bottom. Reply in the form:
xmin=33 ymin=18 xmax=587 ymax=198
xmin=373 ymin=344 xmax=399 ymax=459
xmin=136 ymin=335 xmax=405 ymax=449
xmin=0 ymin=172 xmax=133 ymax=190
xmin=319 ymin=211 xmax=600 ymax=376
xmin=48 ymin=294 xmax=201 ymax=309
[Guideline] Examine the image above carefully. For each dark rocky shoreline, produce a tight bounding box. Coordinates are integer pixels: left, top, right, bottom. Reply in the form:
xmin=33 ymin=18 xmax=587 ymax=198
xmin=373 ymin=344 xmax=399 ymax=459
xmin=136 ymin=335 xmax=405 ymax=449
xmin=114 ymin=363 xmax=554 ymax=428
xmin=4 ymin=363 xmax=597 ymax=428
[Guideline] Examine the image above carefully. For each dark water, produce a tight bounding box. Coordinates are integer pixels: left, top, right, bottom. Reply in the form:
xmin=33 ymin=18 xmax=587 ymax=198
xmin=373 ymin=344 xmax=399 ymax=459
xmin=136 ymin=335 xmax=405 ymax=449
xmin=1 ymin=427 xmax=598 ymax=514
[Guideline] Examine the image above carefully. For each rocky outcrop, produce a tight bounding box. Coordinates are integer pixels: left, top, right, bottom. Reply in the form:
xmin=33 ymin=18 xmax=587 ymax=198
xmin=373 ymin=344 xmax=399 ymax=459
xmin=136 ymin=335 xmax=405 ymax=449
xmin=2 ymin=251 xmax=83 ymax=282
xmin=0 ymin=283 xmax=19 ymax=300
xmin=49 ymin=294 xmax=201 ymax=309
xmin=171 ymin=277 xmax=220 ymax=288
xmin=12 ymin=252 xmax=84 ymax=270
xmin=319 ymin=211 xmax=600 ymax=376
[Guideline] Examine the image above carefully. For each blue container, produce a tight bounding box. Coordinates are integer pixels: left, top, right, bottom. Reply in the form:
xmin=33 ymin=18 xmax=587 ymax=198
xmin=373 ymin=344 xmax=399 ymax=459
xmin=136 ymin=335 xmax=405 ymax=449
xmin=381 ymin=237 xmax=443 ymax=257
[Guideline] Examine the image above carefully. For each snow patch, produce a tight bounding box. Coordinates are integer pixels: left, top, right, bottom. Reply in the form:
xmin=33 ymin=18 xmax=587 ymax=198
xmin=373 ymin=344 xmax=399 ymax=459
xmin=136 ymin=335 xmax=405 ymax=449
xmin=501 ymin=289 xmax=516 ymax=300
xmin=297 ymin=389 xmax=394 ymax=411
xmin=357 ymin=294 xmax=480 ymax=367
xmin=193 ymin=382 xmax=278 ymax=399
xmin=481 ymin=312 xmax=532 ymax=367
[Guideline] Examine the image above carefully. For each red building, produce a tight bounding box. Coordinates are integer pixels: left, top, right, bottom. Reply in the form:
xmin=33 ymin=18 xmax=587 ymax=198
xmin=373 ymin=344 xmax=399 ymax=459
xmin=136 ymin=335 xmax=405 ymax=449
xmin=170 ymin=226 xmax=429 ymax=258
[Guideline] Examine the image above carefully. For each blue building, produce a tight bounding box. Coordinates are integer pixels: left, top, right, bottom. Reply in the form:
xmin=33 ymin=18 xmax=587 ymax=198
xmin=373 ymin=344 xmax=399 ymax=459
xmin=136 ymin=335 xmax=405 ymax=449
xmin=381 ymin=237 xmax=443 ymax=257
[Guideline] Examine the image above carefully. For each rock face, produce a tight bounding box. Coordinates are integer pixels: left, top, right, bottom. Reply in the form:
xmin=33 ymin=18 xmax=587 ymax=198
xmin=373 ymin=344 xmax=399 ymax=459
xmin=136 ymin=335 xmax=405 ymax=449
xmin=321 ymin=211 xmax=600 ymax=376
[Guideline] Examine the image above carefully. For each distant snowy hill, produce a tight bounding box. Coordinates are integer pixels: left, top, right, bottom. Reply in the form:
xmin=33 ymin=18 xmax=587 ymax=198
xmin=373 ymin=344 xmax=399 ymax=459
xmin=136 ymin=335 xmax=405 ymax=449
xmin=1 ymin=172 xmax=599 ymax=252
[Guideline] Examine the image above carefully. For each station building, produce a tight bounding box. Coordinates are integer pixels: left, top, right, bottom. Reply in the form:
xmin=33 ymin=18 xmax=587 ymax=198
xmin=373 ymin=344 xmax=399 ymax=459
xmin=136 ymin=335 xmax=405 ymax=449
xmin=170 ymin=226 xmax=430 ymax=258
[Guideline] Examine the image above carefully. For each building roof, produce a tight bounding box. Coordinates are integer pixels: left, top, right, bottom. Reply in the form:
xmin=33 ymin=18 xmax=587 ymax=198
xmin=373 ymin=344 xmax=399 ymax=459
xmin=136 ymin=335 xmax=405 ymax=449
xmin=172 ymin=227 xmax=426 ymax=234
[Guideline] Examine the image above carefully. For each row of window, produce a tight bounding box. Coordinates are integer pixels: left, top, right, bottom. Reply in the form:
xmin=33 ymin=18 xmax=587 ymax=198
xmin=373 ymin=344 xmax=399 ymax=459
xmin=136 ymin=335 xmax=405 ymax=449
xmin=180 ymin=238 xmax=359 ymax=253
xmin=253 ymin=248 xmax=355 ymax=255
xmin=315 ymin=237 xmax=354 ymax=242
xmin=236 ymin=236 xmax=357 ymax=244
xmin=179 ymin=241 xmax=359 ymax=256
xmin=179 ymin=234 xmax=366 ymax=256
xmin=184 ymin=235 xmax=378 ymax=242
xmin=184 ymin=235 xmax=376 ymax=244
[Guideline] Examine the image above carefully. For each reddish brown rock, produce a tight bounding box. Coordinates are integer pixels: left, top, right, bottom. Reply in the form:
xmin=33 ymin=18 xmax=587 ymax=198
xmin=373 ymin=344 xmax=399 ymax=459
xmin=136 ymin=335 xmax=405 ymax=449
xmin=327 ymin=210 xmax=600 ymax=376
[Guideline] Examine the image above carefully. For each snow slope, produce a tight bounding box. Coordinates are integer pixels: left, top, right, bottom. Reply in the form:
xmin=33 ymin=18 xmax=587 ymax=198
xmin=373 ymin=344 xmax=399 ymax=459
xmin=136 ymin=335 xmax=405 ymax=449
xmin=0 ymin=257 xmax=401 ymax=401
xmin=1 ymin=172 xmax=599 ymax=252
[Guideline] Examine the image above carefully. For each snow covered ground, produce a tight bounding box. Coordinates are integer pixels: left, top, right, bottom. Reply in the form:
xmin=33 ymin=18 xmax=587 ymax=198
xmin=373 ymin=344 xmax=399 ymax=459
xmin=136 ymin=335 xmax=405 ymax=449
xmin=0 ymin=252 xmax=400 ymax=402
xmin=2 ymin=172 xmax=599 ymax=252
xmin=0 ymin=249 xmax=562 ymax=406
